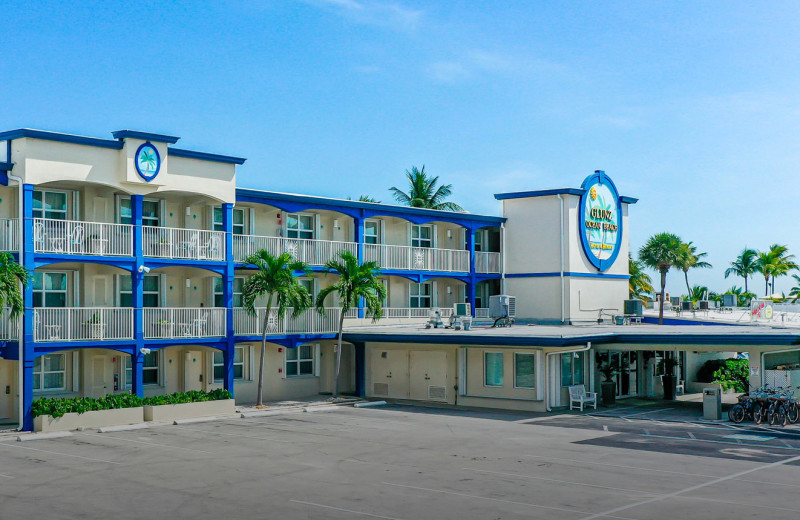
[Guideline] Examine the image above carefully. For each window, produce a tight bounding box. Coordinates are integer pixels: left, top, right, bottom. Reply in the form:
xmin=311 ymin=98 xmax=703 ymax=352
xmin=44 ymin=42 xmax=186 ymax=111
xmin=286 ymin=213 xmax=315 ymax=240
xmin=143 ymin=352 xmax=160 ymax=385
xmin=214 ymin=347 xmax=246 ymax=381
xmin=119 ymin=275 xmax=161 ymax=307
xmin=409 ymin=283 xmax=432 ymax=308
xmin=514 ymin=353 xmax=536 ymax=389
xmin=33 ymin=272 xmax=68 ymax=308
xmin=213 ymin=207 xmax=246 ymax=234
xmin=286 ymin=344 xmax=314 ymax=376
xmin=474 ymin=230 xmax=485 ymax=252
xmin=124 ymin=355 xmax=132 ymax=389
xmin=364 ymin=220 xmax=380 ymax=244
xmin=484 ymin=352 xmax=504 ymax=387
xmin=33 ymin=190 xmax=68 ymax=220
xmin=561 ymin=352 xmax=585 ymax=386
xmin=119 ymin=198 xmax=161 ymax=226
xmin=298 ymin=278 xmax=315 ymax=301
xmin=33 ymin=354 xmax=66 ymax=391
xmin=214 ymin=277 xmax=244 ymax=307
xmin=411 ymin=225 xmax=432 ymax=248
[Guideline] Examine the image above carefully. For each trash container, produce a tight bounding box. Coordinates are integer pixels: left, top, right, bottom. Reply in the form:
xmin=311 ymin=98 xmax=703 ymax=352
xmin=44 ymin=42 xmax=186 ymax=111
xmin=703 ymin=387 xmax=722 ymax=420
xmin=462 ymin=316 xmax=472 ymax=331
xmin=614 ymin=315 xmax=625 ymax=325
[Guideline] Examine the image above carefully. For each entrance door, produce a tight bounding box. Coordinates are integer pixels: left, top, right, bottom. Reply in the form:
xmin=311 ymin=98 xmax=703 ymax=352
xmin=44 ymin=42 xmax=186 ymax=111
xmin=184 ymin=351 xmax=203 ymax=392
xmin=0 ymin=361 xmax=15 ymax=422
xmin=610 ymin=351 xmax=638 ymax=398
xmin=409 ymin=351 xmax=447 ymax=402
xmin=370 ymin=350 xmax=409 ymax=399
xmin=90 ymin=357 xmax=108 ymax=397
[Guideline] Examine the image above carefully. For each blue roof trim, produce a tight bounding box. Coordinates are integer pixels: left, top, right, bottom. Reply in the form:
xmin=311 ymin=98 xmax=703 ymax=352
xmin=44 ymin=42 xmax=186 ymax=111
xmin=494 ymin=188 xmax=584 ymax=200
xmin=506 ymin=271 xmax=630 ymax=279
xmin=0 ymin=162 xmax=12 ymax=171
xmin=111 ymin=130 xmax=180 ymax=144
xmin=169 ymin=147 xmax=247 ymax=165
xmin=620 ymin=196 xmax=638 ymax=204
xmin=0 ymin=129 xmax=122 ymax=149
xmin=236 ymin=189 xmax=506 ymax=225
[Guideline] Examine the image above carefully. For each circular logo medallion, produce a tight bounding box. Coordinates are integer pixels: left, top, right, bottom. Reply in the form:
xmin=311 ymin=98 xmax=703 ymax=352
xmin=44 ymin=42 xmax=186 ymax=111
xmin=579 ymin=170 xmax=622 ymax=271
xmin=135 ymin=142 xmax=161 ymax=181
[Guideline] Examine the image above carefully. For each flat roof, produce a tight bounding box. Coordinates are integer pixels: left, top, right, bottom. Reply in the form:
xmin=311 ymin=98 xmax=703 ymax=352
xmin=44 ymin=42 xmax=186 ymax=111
xmin=342 ymin=322 xmax=800 ymax=347
xmin=494 ymin=187 xmax=638 ymax=204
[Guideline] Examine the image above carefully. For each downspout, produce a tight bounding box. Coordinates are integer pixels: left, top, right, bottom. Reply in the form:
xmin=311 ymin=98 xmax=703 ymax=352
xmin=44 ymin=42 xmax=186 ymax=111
xmin=557 ymin=194 xmax=565 ymax=324
xmin=5 ymin=140 xmax=24 ymax=431
xmin=500 ymin=222 xmax=506 ymax=294
xmin=545 ymin=341 xmax=591 ymax=412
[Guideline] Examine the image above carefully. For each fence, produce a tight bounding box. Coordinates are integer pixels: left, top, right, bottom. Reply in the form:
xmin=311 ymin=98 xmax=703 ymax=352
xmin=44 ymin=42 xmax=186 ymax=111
xmin=233 ymin=307 xmax=342 ymax=336
xmin=143 ymin=226 xmax=225 ymax=261
xmin=34 ymin=218 xmax=133 ymax=256
xmin=143 ymin=308 xmax=226 ymax=339
xmin=363 ymin=244 xmax=469 ymax=272
xmin=34 ymin=308 xmax=133 ymax=342
xmin=233 ymin=234 xmax=357 ymax=265
xmin=475 ymin=252 xmax=501 ymax=274
xmin=0 ymin=219 xmax=18 ymax=252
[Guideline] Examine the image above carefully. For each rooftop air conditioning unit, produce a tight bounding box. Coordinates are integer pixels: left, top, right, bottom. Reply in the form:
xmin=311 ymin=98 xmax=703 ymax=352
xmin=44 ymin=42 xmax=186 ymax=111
xmin=624 ymin=299 xmax=643 ymax=317
xmin=670 ymin=297 xmax=681 ymax=306
xmin=681 ymin=300 xmax=693 ymax=312
xmin=698 ymin=300 xmax=710 ymax=311
xmin=489 ymin=295 xmax=516 ymax=327
xmin=722 ymin=294 xmax=737 ymax=308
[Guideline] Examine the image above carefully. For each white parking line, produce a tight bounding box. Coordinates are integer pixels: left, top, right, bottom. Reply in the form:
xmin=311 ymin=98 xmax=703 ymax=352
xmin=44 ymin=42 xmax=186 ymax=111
xmin=78 ymin=432 xmax=216 ymax=454
xmin=0 ymin=472 xmax=13 ymax=479
xmin=621 ymin=408 xmax=673 ymax=418
xmin=577 ymin=452 xmax=800 ymax=520
xmin=463 ymin=468 xmax=656 ymax=495
xmin=381 ymin=482 xmax=638 ymax=520
xmin=0 ymin=442 xmax=121 ymax=464
xmin=290 ymin=499 xmax=404 ymax=519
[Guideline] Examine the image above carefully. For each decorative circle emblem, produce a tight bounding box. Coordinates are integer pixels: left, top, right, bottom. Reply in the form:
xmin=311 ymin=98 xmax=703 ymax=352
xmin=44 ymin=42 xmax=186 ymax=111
xmin=579 ymin=170 xmax=622 ymax=272
xmin=135 ymin=142 xmax=161 ymax=181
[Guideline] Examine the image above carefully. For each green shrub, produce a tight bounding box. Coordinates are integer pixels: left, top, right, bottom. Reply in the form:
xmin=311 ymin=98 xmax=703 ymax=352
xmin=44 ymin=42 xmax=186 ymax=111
xmin=696 ymin=359 xmax=729 ymax=383
xmin=712 ymin=359 xmax=749 ymax=392
xmin=32 ymin=389 xmax=232 ymax=418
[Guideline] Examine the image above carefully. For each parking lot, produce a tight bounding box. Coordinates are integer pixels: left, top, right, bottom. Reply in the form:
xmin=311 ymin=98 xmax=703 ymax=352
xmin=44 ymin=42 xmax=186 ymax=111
xmin=1 ymin=404 xmax=800 ymax=519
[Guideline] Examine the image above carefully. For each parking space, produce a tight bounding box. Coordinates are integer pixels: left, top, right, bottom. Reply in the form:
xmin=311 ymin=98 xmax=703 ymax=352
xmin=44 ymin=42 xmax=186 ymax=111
xmin=1 ymin=404 xmax=800 ymax=519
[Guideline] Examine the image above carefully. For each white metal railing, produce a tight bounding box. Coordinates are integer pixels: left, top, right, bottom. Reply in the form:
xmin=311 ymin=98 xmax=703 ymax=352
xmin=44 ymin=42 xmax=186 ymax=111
xmin=34 ymin=308 xmax=133 ymax=342
xmin=233 ymin=234 xmax=357 ymax=266
xmin=475 ymin=308 xmax=490 ymax=318
xmin=143 ymin=226 xmax=225 ymax=261
xmin=34 ymin=218 xmax=133 ymax=256
xmin=143 ymin=308 xmax=226 ymax=339
xmin=344 ymin=308 xmax=359 ymax=318
xmin=233 ymin=307 xmax=342 ymax=335
xmin=0 ymin=219 xmax=18 ymax=252
xmin=363 ymin=244 xmax=469 ymax=272
xmin=475 ymin=251 xmax=502 ymax=274
xmin=0 ymin=308 xmax=19 ymax=340
xmin=375 ymin=307 xmax=434 ymax=319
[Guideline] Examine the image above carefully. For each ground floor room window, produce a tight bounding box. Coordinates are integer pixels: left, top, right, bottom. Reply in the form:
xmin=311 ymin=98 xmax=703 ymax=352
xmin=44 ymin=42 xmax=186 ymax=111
xmin=484 ymin=351 xmax=504 ymax=387
xmin=561 ymin=352 xmax=585 ymax=386
xmin=34 ymin=354 xmax=66 ymax=391
xmin=143 ymin=352 xmax=160 ymax=385
xmin=514 ymin=353 xmax=536 ymax=389
xmin=214 ymin=347 xmax=246 ymax=381
xmin=409 ymin=283 xmax=432 ymax=308
xmin=286 ymin=344 xmax=314 ymax=376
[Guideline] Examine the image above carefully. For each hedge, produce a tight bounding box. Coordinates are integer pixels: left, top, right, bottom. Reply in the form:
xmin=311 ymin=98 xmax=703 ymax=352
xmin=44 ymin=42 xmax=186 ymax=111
xmin=32 ymin=389 xmax=232 ymax=418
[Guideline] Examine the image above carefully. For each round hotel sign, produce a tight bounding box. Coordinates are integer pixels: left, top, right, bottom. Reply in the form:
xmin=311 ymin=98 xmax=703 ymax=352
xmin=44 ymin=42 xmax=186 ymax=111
xmin=134 ymin=142 xmax=161 ymax=181
xmin=579 ymin=170 xmax=622 ymax=271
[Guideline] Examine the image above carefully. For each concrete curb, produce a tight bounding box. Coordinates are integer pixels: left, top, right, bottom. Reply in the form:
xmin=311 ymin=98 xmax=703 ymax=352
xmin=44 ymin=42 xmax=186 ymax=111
xmin=241 ymin=408 xmax=305 ymax=418
xmin=98 ymin=423 xmax=160 ymax=433
xmin=354 ymin=401 xmax=387 ymax=408
xmin=303 ymin=405 xmax=340 ymax=412
xmin=17 ymin=431 xmax=72 ymax=442
xmin=173 ymin=414 xmax=240 ymax=425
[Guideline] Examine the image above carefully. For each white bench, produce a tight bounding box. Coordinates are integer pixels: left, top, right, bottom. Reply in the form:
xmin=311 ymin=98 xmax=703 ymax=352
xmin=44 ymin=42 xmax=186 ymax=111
xmin=568 ymin=385 xmax=597 ymax=411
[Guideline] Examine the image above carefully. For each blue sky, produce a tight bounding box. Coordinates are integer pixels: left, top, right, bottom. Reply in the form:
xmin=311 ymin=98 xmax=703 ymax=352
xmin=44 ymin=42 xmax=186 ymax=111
xmin=2 ymin=0 xmax=799 ymax=296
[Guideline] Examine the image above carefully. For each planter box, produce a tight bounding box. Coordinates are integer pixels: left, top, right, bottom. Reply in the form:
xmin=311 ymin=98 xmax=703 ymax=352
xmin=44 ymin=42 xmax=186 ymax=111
xmin=34 ymin=407 xmax=144 ymax=433
xmin=143 ymin=399 xmax=235 ymax=422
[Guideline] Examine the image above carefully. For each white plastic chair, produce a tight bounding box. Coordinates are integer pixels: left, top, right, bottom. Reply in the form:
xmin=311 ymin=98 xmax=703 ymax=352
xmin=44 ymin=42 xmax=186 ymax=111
xmin=568 ymin=385 xmax=598 ymax=411
xmin=68 ymin=224 xmax=84 ymax=254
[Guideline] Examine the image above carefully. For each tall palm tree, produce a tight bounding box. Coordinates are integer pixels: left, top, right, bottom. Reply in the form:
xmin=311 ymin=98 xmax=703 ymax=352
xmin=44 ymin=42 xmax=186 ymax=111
xmin=675 ymin=241 xmax=712 ymax=294
xmin=724 ymin=248 xmax=757 ymax=293
xmin=0 ymin=252 xmax=28 ymax=320
xmin=756 ymin=244 xmax=797 ymax=296
xmin=242 ymin=251 xmax=312 ymax=407
xmin=628 ymin=253 xmax=653 ymax=300
xmin=315 ymin=251 xmax=386 ymax=398
xmin=687 ymin=285 xmax=709 ymax=303
xmin=639 ymin=232 xmax=683 ymax=325
xmin=390 ymin=165 xmax=464 ymax=211
xmin=788 ymin=275 xmax=800 ymax=302
xmin=348 ymin=195 xmax=381 ymax=203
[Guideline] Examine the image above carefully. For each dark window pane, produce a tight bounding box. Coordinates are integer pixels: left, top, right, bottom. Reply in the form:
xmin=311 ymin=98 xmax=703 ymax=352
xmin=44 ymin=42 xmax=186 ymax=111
xmin=299 ymin=361 xmax=313 ymax=375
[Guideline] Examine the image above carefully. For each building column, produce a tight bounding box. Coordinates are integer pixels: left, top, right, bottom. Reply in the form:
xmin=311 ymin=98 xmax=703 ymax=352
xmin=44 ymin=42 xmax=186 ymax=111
xmin=131 ymin=350 xmax=144 ymax=398
xmin=131 ymin=195 xmax=145 ymax=397
xmin=354 ymin=216 xmax=365 ymax=318
xmin=221 ymin=203 xmax=236 ymax=396
xmin=466 ymin=227 xmax=477 ymax=317
xmin=21 ymin=184 xmax=35 ymax=430
xmin=353 ymin=342 xmax=366 ymax=398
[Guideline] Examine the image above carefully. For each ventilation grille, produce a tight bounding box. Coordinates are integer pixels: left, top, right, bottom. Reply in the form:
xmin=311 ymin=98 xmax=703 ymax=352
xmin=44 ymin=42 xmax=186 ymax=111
xmin=373 ymin=382 xmax=389 ymax=396
xmin=428 ymin=385 xmax=447 ymax=401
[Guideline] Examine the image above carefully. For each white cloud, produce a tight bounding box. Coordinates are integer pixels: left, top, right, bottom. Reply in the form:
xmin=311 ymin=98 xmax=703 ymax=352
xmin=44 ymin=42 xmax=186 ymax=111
xmin=426 ymin=49 xmax=565 ymax=84
xmin=303 ymin=0 xmax=424 ymax=31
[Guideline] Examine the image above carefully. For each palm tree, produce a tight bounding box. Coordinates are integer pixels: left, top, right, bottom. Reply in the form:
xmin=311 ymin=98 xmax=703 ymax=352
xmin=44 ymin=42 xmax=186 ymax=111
xmin=390 ymin=165 xmax=464 ymax=211
xmin=315 ymin=251 xmax=386 ymax=398
xmin=639 ymin=232 xmax=683 ymax=325
xmin=756 ymin=245 xmax=797 ymax=296
xmin=687 ymin=285 xmax=709 ymax=303
xmin=242 ymin=251 xmax=312 ymax=407
xmin=789 ymin=275 xmax=800 ymax=302
xmin=348 ymin=195 xmax=381 ymax=203
xmin=675 ymin=241 xmax=712 ymax=294
xmin=724 ymin=248 xmax=757 ymax=293
xmin=628 ymin=254 xmax=653 ymax=300
xmin=0 ymin=252 xmax=28 ymax=320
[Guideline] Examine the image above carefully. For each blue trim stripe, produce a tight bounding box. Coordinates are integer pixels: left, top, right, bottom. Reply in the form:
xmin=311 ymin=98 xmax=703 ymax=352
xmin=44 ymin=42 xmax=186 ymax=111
xmin=111 ymin=130 xmax=180 ymax=144
xmin=620 ymin=196 xmax=638 ymax=204
xmin=0 ymin=161 xmax=12 ymax=171
xmin=169 ymin=147 xmax=246 ymax=165
xmin=506 ymin=272 xmax=630 ymax=279
xmin=0 ymin=129 xmax=122 ymax=149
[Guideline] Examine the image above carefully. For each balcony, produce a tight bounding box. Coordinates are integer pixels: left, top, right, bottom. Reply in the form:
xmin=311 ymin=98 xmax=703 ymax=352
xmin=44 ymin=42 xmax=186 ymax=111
xmin=475 ymin=251 xmax=502 ymax=274
xmin=143 ymin=308 xmax=226 ymax=339
xmin=233 ymin=234 xmax=357 ymax=266
xmin=34 ymin=308 xmax=133 ymax=342
xmin=233 ymin=307 xmax=342 ymax=335
xmin=0 ymin=219 xmax=18 ymax=252
xmin=34 ymin=218 xmax=133 ymax=256
xmin=143 ymin=227 xmax=225 ymax=261
xmin=363 ymin=244 xmax=469 ymax=272
xmin=0 ymin=308 xmax=19 ymax=341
